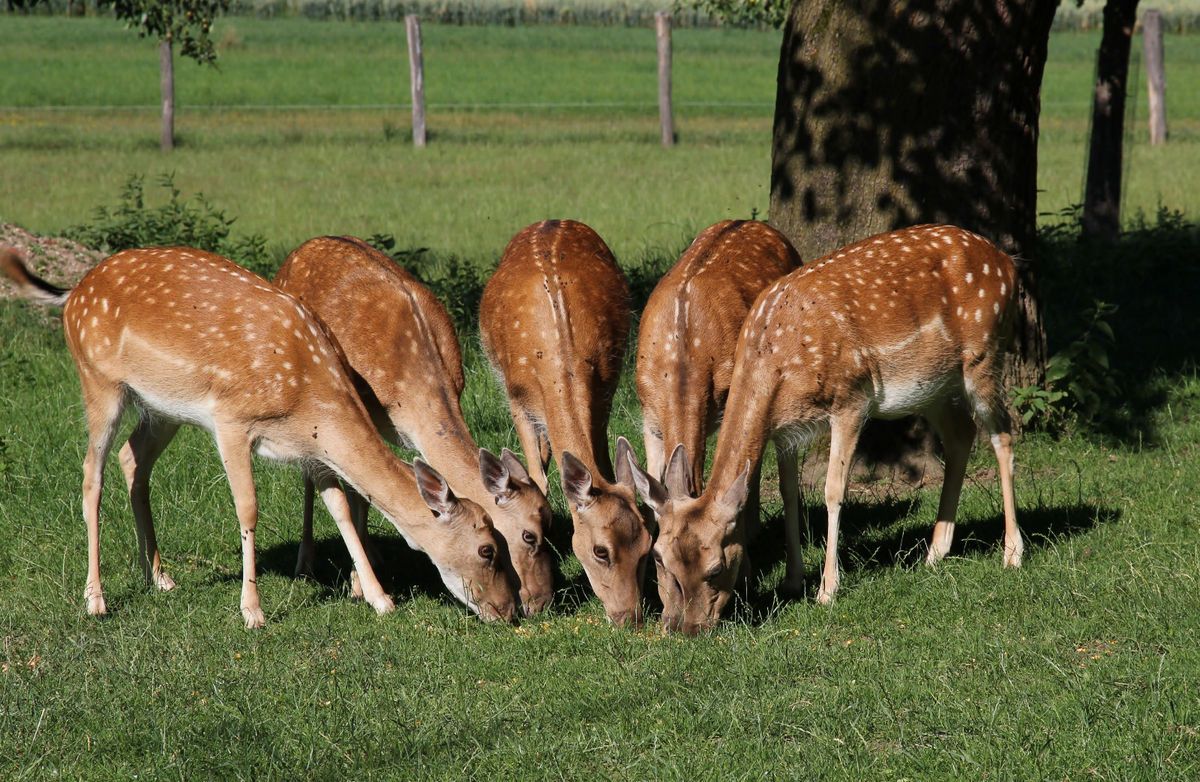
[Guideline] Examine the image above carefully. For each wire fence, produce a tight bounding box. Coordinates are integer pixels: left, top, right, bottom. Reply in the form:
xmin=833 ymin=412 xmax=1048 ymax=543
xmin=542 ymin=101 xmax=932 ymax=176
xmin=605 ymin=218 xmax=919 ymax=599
xmin=0 ymin=100 xmax=1098 ymax=112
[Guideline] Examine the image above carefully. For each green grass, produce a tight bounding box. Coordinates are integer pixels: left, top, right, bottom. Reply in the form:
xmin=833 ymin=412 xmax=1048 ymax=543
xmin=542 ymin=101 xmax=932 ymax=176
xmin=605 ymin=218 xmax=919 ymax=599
xmin=2 ymin=19 xmax=1199 ymax=262
xmin=2 ymin=291 xmax=1200 ymax=777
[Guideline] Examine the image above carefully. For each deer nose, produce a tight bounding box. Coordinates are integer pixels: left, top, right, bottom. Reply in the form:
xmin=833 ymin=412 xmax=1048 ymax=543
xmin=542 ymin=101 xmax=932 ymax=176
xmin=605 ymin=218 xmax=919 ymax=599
xmin=608 ymin=606 xmax=643 ymax=629
xmin=520 ymin=589 xmax=553 ymax=618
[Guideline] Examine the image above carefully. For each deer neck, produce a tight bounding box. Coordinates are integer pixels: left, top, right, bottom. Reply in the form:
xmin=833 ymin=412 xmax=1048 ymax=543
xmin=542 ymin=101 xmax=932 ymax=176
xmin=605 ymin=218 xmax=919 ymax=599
xmin=322 ymin=428 xmax=445 ymax=552
xmin=705 ymin=377 xmax=775 ymax=496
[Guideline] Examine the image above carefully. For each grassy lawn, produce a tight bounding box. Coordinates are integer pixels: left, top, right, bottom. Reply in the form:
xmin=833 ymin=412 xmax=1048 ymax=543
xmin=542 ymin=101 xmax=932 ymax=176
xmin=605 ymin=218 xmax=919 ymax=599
xmin=2 ymin=13 xmax=1200 ymax=779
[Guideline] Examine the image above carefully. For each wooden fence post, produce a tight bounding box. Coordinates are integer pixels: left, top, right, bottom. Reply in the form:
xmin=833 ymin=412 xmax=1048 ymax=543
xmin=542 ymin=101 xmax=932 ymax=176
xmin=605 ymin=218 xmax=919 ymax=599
xmin=406 ymin=15 xmax=427 ymax=148
xmin=1144 ymin=9 xmax=1167 ymax=145
xmin=655 ymin=11 xmax=675 ymax=147
xmin=160 ymin=39 xmax=175 ymax=152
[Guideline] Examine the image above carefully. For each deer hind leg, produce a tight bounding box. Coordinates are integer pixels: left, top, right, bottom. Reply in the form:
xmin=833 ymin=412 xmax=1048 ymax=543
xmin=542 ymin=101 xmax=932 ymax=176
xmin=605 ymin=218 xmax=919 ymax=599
xmin=118 ymin=415 xmax=180 ymax=591
xmin=510 ymin=400 xmax=549 ymax=495
xmin=924 ymin=399 xmax=977 ymax=565
xmin=315 ymin=475 xmax=393 ymax=615
xmin=295 ymin=477 xmax=317 ymax=578
xmin=213 ymin=426 xmax=266 ymax=629
xmin=776 ymin=446 xmax=802 ymax=593
xmin=79 ymin=374 xmax=127 ymax=617
xmin=965 ymin=359 xmax=1023 ymax=568
xmin=817 ymin=412 xmax=863 ymax=605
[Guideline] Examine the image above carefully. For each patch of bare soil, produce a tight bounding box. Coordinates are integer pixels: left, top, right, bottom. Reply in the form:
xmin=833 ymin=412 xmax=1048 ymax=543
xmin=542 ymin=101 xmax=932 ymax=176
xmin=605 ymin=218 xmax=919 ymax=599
xmin=0 ymin=223 xmax=102 ymax=301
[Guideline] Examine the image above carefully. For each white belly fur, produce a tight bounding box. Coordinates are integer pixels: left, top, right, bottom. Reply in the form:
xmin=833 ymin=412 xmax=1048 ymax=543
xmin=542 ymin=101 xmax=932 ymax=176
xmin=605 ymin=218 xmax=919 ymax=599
xmin=869 ymin=370 xmax=959 ymax=419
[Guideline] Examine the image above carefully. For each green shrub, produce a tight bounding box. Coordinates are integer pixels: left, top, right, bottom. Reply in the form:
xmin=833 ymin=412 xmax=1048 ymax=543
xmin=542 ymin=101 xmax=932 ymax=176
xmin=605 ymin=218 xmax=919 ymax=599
xmin=64 ymin=173 xmax=273 ymax=277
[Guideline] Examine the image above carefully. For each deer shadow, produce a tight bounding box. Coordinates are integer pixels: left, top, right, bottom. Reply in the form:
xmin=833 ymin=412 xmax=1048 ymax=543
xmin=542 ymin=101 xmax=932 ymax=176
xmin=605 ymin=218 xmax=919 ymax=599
xmin=728 ymin=497 xmax=1120 ymax=626
xmin=257 ymin=526 xmax=462 ymax=611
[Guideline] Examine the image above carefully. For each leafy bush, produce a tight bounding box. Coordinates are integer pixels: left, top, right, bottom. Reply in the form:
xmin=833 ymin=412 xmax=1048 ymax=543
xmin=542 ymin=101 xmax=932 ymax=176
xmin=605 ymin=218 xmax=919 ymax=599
xmin=64 ymin=173 xmax=273 ymax=277
xmin=1013 ymin=300 xmax=1119 ymax=430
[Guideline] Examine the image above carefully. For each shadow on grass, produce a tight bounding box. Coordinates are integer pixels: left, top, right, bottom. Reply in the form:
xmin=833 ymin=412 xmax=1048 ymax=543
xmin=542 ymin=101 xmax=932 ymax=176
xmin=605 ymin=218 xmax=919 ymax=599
xmin=728 ymin=499 xmax=1121 ymax=626
xmin=257 ymin=526 xmax=459 ymax=611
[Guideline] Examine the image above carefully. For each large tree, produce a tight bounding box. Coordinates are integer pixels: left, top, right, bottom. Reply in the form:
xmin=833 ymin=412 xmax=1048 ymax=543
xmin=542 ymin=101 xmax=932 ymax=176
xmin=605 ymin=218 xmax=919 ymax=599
xmin=768 ymin=0 xmax=1060 ymax=388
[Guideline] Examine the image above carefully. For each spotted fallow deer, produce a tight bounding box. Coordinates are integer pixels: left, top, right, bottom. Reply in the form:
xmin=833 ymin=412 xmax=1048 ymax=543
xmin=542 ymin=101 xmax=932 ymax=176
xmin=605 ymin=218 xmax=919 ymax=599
xmin=636 ymin=220 xmax=800 ymax=536
xmin=0 ymin=248 xmax=518 ymax=627
xmin=627 ymin=225 xmax=1024 ymax=634
xmin=480 ymin=220 xmax=652 ymax=626
xmin=274 ymin=236 xmax=554 ymax=616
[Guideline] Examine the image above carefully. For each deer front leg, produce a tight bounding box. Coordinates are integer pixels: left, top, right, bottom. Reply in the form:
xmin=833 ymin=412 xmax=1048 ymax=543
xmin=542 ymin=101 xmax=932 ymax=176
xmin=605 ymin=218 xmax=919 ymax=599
xmin=743 ymin=458 xmax=764 ymax=542
xmin=510 ymin=400 xmax=549 ymax=495
xmin=346 ymin=486 xmax=375 ymax=600
xmin=642 ymin=418 xmax=666 ymax=484
xmin=316 ymin=476 xmax=394 ymax=615
xmin=215 ymin=427 xmax=265 ymax=629
xmin=777 ymin=446 xmax=803 ymax=593
xmin=817 ymin=413 xmax=861 ymax=605
xmin=295 ymin=477 xmax=317 ymax=578
xmin=119 ymin=415 xmax=180 ymax=591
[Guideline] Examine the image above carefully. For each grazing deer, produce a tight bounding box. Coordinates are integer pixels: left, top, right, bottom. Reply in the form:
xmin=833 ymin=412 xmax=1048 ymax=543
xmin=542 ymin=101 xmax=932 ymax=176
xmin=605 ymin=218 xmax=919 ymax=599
xmin=0 ymin=248 xmax=518 ymax=627
xmin=636 ymin=219 xmax=800 ymax=537
xmin=274 ymin=236 xmax=554 ymax=616
xmin=480 ymin=220 xmax=651 ymax=626
xmin=627 ymin=225 xmax=1023 ymax=634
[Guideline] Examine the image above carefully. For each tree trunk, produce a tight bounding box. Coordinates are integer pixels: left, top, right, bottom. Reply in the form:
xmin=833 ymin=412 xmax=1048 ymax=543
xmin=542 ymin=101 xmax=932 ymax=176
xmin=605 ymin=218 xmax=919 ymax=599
xmin=1081 ymin=0 xmax=1141 ymax=241
xmin=769 ymin=0 xmax=1057 ymax=390
xmin=160 ymin=38 xmax=175 ymax=153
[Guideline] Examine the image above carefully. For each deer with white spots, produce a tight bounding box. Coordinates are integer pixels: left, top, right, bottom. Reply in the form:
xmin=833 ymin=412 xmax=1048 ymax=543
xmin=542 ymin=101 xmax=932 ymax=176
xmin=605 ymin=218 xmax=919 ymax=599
xmin=480 ymin=220 xmax=652 ymax=627
xmin=627 ymin=225 xmax=1024 ymax=635
xmin=0 ymin=247 xmax=518 ymax=627
xmin=274 ymin=236 xmax=554 ymax=616
xmin=636 ymin=220 xmax=800 ymax=540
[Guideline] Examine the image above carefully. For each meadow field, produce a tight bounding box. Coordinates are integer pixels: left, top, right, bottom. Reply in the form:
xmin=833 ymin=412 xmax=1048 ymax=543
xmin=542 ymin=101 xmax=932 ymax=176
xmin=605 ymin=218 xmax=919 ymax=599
xmin=2 ymin=13 xmax=1200 ymax=779
xmin=1 ymin=17 xmax=1199 ymax=261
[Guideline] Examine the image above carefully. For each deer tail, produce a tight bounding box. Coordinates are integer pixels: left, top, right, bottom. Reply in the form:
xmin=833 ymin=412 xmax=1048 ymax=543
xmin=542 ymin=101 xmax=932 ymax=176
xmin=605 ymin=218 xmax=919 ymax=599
xmin=0 ymin=250 xmax=72 ymax=307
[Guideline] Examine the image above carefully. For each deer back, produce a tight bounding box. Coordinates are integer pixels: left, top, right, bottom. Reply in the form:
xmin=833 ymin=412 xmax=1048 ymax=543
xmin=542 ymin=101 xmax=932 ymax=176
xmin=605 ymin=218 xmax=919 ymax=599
xmin=636 ymin=220 xmax=799 ymax=482
xmin=274 ymin=236 xmax=467 ymax=452
xmin=61 ymin=247 xmax=368 ymax=440
xmin=480 ymin=219 xmax=631 ymax=470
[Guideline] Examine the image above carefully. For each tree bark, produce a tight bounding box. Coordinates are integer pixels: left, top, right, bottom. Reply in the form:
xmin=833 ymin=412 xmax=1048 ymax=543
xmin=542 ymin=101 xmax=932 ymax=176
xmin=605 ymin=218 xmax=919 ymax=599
xmin=160 ymin=38 xmax=175 ymax=153
xmin=1081 ymin=0 xmax=1141 ymax=240
xmin=769 ymin=0 xmax=1058 ymax=390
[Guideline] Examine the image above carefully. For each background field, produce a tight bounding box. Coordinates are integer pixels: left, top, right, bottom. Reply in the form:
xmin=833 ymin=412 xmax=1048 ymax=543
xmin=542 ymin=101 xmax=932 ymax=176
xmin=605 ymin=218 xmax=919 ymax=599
xmin=2 ymin=11 xmax=1200 ymax=780
xmin=2 ymin=17 xmax=1199 ymax=262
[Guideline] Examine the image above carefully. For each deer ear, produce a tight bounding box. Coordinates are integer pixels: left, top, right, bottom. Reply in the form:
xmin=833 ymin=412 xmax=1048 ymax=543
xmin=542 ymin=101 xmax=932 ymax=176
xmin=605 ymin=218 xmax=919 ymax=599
xmin=716 ymin=460 xmax=752 ymax=517
xmin=414 ymin=459 xmax=458 ymax=518
xmin=663 ymin=444 xmax=694 ymax=499
xmin=499 ymin=447 xmax=532 ymax=484
xmin=613 ymin=436 xmax=635 ymax=488
xmin=478 ymin=448 xmax=514 ymax=504
xmin=627 ymin=448 xmax=669 ymax=514
xmin=560 ymin=451 xmax=596 ymax=510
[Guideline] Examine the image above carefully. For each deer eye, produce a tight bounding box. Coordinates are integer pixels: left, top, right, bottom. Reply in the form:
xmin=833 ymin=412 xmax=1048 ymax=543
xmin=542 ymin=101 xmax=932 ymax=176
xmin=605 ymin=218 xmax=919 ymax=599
xmin=478 ymin=545 xmax=496 ymax=562
xmin=592 ymin=546 xmax=610 ymax=563
xmin=522 ymin=530 xmax=538 ymax=547
xmin=705 ymin=563 xmax=725 ymax=581
xmin=652 ymin=549 xmax=664 ymax=566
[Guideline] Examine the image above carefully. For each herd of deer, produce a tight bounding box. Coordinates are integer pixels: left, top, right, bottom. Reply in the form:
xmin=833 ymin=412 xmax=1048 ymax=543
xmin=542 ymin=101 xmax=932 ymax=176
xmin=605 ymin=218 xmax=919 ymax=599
xmin=0 ymin=217 xmax=1024 ymax=635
